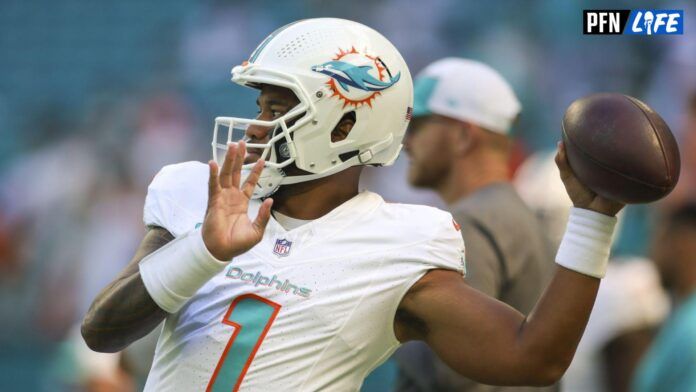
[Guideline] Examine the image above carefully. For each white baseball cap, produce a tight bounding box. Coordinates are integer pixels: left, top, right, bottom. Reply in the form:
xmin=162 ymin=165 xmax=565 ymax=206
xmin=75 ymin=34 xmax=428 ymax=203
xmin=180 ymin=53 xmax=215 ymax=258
xmin=412 ymin=58 xmax=521 ymax=134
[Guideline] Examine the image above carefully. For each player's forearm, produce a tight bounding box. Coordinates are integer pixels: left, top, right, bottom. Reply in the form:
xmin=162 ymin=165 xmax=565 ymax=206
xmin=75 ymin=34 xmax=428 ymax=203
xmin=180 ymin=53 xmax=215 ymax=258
xmin=513 ymin=266 xmax=600 ymax=383
xmin=513 ymin=207 xmax=617 ymax=383
xmin=458 ymin=208 xmax=615 ymax=385
xmin=82 ymin=227 xmax=173 ymax=353
xmin=82 ymin=272 xmax=167 ymax=353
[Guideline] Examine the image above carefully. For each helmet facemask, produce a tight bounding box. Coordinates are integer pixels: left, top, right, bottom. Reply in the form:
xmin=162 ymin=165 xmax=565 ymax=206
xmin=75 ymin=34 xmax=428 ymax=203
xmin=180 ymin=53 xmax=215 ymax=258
xmin=213 ymin=106 xmax=308 ymax=199
xmin=211 ymin=62 xmax=318 ymax=198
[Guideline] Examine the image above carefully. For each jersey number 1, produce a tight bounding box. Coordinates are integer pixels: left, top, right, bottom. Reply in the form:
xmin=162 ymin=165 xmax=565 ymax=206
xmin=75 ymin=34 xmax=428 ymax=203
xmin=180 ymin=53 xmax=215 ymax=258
xmin=206 ymin=294 xmax=281 ymax=392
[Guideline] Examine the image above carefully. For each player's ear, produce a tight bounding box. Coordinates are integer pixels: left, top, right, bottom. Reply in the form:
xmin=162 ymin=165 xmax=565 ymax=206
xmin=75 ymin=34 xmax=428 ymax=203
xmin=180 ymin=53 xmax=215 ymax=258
xmin=453 ymin=121 xmax=476 ymax=156
xmin=331 ymin=111 xmax=356 ymax=143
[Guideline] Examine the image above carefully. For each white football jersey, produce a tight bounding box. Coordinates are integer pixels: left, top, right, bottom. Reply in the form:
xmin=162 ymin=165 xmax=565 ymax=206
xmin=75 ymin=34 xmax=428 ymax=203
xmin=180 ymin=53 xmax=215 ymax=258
xmin=142 ymin=161 xmax=465 ymax=392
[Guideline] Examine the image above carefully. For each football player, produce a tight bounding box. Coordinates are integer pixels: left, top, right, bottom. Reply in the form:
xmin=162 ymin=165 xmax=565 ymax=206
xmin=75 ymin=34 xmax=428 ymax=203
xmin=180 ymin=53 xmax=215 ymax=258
xmin=82 ymin=18 xmax=624 ymax=391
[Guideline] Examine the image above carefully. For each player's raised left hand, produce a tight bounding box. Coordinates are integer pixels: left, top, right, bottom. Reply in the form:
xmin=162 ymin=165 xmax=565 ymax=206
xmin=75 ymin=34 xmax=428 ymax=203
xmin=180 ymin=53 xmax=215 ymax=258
xmin=202 ymin=141 xmax=273 ymax=261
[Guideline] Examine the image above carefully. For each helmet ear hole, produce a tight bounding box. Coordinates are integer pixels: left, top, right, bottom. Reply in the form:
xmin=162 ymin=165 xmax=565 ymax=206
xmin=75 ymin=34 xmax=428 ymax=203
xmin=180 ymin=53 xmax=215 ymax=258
xmin=331 ymin=111 xmax=356 ymax=143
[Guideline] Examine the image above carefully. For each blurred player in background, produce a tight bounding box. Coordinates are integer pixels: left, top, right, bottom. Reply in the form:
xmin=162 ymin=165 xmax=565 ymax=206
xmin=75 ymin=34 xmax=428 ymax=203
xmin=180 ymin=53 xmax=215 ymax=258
xmin=396 ymin=58 xmax=556 ymax=392
xmin=665 ymin=92 xmax=696 ymax=207
xmin=633 ymin=204 xmax=696 ymax=391
xmin=81 ymin=18 xmax=624 ymax=391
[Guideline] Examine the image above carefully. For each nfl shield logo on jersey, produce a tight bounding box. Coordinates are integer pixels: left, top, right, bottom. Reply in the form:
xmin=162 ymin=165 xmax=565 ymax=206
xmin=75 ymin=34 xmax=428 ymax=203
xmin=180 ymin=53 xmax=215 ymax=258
xmin=273 ymin=238 xmax=293 ymax=257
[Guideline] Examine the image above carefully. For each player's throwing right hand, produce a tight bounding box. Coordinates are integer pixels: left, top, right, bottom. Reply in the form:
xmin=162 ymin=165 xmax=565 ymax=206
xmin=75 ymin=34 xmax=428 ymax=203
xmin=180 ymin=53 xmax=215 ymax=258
xmin=203 ymin=141 xmax=273 ymax=261
xmin=555 ymin=141 xmax=624 ymax=217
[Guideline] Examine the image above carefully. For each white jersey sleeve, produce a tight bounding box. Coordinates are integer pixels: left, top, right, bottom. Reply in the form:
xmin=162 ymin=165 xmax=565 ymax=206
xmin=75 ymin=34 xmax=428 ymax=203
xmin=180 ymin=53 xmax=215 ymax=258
xmin=385 ymin=202 xmax=466 ymax=276
xmin=143 ymin=161 xmax=209 ymax=237
xmin=418 ymin=209 xmax=466 ymax=275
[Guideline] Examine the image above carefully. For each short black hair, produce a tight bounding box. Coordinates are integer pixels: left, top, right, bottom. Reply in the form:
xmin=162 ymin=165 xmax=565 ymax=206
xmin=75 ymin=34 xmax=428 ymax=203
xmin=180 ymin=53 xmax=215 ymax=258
xmin=664 ymin=203 xmax=696 ymax=231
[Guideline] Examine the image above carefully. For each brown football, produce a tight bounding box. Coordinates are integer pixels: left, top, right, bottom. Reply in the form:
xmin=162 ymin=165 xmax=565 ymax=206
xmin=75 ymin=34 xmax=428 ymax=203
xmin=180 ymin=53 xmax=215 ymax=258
xmin=562 ymin=93 xmax=680 ymax=204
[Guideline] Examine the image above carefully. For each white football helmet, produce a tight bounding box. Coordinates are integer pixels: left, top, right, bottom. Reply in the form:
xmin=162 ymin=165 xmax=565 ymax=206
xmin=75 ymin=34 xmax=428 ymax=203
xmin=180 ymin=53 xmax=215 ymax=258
xmin=212 ymin=18 xmax=413 ymax=198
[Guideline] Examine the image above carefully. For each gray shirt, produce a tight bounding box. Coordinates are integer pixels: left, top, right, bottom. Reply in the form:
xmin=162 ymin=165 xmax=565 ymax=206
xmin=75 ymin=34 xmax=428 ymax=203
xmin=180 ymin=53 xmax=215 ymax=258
xmin=394 ymin=183 xmax=557 ymax=392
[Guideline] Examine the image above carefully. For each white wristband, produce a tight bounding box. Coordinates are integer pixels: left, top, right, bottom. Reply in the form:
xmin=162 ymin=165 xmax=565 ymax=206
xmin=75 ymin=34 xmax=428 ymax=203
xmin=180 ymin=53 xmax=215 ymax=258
xmin=555 ymin=207 xmax=617 ymax=278
xmin=139 ymin=229 xmax=228 ymax=313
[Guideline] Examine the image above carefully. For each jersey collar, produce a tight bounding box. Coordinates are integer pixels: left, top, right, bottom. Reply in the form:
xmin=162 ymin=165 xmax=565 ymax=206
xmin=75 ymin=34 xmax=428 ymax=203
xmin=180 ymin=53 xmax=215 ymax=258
xmin=249 ymin=191 xmax=384 ymax=261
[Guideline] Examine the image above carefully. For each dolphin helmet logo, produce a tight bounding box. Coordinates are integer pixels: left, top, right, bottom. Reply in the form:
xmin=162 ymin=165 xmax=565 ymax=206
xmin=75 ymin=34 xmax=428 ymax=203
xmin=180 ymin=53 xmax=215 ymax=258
xmin=311 ymin=47 xmax=400 ymax=108
xmin=311 ymin=61 xmax=401 ymax=92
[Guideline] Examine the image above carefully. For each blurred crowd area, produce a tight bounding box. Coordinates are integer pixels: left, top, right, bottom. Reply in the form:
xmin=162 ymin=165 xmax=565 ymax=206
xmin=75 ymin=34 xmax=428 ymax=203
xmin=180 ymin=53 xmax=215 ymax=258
xmin=1 ymin=0 xmax=695 ymax=391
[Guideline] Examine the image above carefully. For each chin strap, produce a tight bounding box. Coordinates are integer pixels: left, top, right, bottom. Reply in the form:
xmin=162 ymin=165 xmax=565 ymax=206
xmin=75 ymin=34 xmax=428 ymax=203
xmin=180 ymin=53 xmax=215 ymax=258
xmin=274 ymin=132 xmax=396 ymax=187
